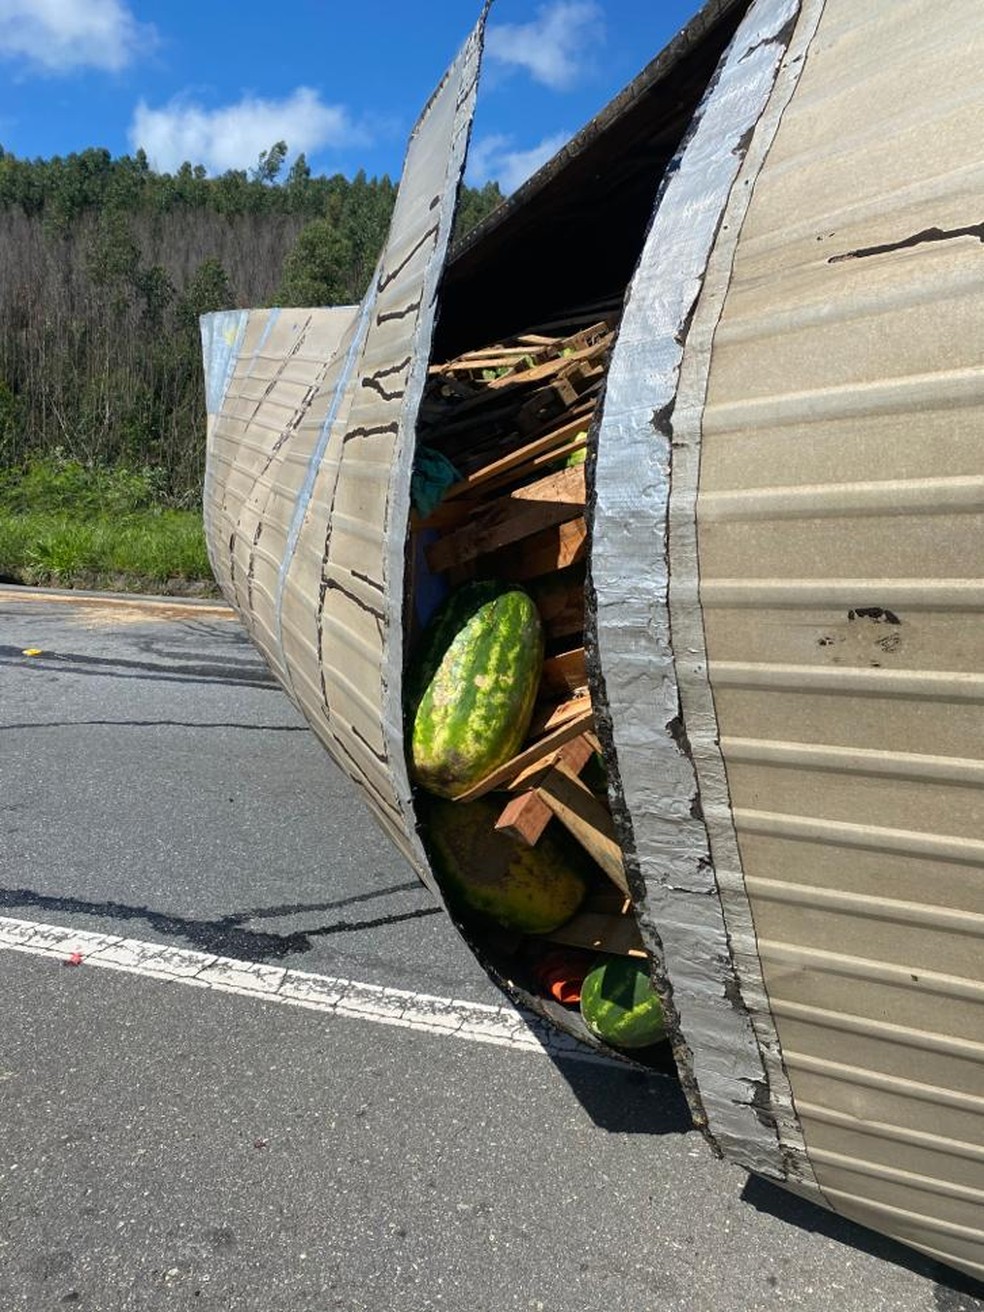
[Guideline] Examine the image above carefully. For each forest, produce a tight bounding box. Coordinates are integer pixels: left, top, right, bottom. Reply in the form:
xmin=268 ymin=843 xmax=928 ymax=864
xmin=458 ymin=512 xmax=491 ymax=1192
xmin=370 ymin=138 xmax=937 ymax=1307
xmin=0 ymin=143 xmax=503 ymax=502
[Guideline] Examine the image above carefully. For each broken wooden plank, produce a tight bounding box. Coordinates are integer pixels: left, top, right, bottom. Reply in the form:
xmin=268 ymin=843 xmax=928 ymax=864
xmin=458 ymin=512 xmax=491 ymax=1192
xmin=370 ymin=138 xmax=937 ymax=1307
xmin=507 ymin=729 xmax=595 ymax=792
xmin=528 ymin=689 xmax=592 ymax=738
xmin=444 ymin=438 xmax=588 ymax=504
xmin=417 ymin=375 xmax=537 ymax=433
xmin=440 ymin=390 xmax=595 ymax=472
xmin=441 ymin=413 xmax=592 ymax=500
xmin=561 ymin=321 xmax=615 ymax=353
xmin=486 ymin=462 xmax=585 ymax=506
xmin=425 ymin=465 xmax=585 ymax=573
xmin=492 ymin=519 xmax=588 ymax=582
xmin=425 ymin=502 xmax=582 ymax=574
xmin=431 ymin=345 xmax=547 ymax=371
xmin=560 ymin=362 xmax=605 ymax=392
xmin=445 ymin=445 xmax=587 ymax=505
xmin=506 ymin=437 xmax=586 ymax=479
xmin=516 ymin=379 xmax=582 ymax=434
xmin=527 ymin=566 xmax=585 ymax=643
xmin=540 ymin=911 xmax=645 ymax=958
xmin=484 ymin=339 xmax=609 ymax=390
xmin=411 ymin=495 xmax=485 ymax=532
xmin=536 ymin=762 xmax=629 ymax=895
xmin=494 ymin=733 xmax=595 ymax=847
xmin=538 ymin=647 xmax=588 ymax=699
xmin=453 ymin=709 xmax=595 ymax=803
xmin=493 ymin=790 xmax=554 ymax=847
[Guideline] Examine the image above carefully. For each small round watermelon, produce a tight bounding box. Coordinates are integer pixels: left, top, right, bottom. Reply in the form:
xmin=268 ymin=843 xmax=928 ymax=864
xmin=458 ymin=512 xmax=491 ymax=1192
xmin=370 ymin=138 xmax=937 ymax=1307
xmin=579 ymin=956 xmax=666 ymax=1049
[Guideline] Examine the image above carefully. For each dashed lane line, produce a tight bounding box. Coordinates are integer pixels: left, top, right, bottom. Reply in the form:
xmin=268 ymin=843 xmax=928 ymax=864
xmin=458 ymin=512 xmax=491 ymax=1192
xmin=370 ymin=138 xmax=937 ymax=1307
xmin=0 ymin=915 xmax=615 ymax=1065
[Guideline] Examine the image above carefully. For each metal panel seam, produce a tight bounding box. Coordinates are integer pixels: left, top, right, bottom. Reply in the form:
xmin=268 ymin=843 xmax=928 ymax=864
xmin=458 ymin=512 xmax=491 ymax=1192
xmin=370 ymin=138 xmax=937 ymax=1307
xmin=665 ymin=0 xmax=829 ymax=1193
xmin=274 ymin=290 xmax=379 ymax=692
xmin=379 ymin=11 xmax=490 ymax=889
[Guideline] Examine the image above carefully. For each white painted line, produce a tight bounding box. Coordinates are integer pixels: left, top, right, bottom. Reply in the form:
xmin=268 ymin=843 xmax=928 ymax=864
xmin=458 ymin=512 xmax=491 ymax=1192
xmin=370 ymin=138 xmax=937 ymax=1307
xmin=0 ymin=915 xmax=616 ymax=1065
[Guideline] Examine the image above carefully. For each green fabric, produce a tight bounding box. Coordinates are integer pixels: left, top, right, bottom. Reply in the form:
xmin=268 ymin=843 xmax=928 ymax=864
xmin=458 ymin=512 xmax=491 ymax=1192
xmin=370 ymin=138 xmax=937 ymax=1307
xmin=411 ymin=446 xmax=461 ymax=517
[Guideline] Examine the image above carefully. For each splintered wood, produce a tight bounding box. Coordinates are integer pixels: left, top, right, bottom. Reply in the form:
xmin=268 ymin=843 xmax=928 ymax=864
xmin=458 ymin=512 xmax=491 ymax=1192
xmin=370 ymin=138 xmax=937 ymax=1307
xmin=412 ymin=308 xmax=641 ymax=959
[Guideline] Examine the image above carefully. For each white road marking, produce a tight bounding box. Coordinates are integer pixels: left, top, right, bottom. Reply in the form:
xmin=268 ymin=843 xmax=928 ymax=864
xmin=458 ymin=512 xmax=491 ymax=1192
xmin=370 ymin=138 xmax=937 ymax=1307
xmin=0 ymin=915 xmax=617 ymax=1065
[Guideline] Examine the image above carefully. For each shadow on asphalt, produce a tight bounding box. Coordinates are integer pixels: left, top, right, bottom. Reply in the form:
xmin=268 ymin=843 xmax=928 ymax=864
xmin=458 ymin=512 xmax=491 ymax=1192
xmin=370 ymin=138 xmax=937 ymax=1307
xmin=0 ymin=880 xmax=442 ymax=962
xmin=0 ymin=641 xmax=279 ymax=690
xmin=550 ymin=1054 xmax=693 ymax=1137
xmin=741 ymin=1174 xmax=984 ymax=1310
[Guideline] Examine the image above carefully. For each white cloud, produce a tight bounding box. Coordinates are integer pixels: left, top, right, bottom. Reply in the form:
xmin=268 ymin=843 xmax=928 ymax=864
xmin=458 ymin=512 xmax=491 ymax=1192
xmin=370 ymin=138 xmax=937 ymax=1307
xmin=0 ymin=0 xmax=152 ymax=73
xmin=485 ymin=1 xmax=604 ymax=91
xmin=129 ymin=88 xmax=369 ymax=175
xmin=468 ymin=130 xmax=571 ymax=195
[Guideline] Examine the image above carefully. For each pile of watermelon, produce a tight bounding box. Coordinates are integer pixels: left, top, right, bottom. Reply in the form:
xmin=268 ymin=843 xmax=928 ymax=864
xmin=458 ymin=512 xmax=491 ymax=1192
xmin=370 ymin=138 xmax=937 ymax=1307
xmin=403 ymin=313 xmax=668 ymax=1056
xmin=406 ymin=579 xmax=589 ymax=935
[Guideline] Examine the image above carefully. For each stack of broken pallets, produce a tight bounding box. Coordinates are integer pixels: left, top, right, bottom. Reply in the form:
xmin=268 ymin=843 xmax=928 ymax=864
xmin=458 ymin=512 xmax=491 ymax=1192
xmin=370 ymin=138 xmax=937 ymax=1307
xmin=411 ymin=302 xmax=645 ymax=964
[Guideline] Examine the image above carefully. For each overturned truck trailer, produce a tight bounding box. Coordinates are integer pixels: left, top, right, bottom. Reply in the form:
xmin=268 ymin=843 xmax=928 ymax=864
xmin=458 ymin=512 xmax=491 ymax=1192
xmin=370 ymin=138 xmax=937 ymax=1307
xmin=201 ymin=0 xmax=984 ymax=1281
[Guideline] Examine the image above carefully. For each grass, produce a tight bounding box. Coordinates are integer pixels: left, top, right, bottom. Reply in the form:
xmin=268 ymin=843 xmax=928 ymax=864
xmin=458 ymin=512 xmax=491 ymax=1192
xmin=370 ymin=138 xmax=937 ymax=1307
xmin=0 ymin=454 xmax=218 ymax=595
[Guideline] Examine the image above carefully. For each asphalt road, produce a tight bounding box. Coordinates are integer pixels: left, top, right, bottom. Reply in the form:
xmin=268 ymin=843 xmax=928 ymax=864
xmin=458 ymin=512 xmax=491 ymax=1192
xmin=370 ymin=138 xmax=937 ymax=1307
xmin=1 ymin=586 xmax=981 ymax=1312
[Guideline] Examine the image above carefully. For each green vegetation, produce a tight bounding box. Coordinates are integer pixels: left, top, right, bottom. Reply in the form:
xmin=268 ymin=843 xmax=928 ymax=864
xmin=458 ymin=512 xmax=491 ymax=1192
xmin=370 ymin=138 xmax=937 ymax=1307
xmin=0 ymin=143 xmax=503 ymax=591
xmin=0 ymin=453 xmax=213 ymax=593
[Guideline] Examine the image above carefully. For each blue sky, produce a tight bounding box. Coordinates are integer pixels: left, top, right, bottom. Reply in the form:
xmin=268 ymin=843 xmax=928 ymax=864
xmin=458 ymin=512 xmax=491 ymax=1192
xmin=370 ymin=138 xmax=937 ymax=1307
xmin=0 ymin=1 xmax=706 ymax=194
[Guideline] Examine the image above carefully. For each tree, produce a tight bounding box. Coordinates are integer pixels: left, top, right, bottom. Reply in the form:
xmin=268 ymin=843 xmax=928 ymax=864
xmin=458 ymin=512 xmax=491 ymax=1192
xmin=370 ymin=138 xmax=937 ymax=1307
xmin=134 ymin=264 xmax=175 ymax=329
xmin=0 ymin=141 xmax=507 ymax=498
xmin=252 ymin=140 xmax=288 ymax=185
xmin=453 ymin=180 xmax=504 ymax=242
xmin=286 ymin=153 xmax=311 ymax=187
xmin=177 ymin=257 xmax=235 ymax=331
xmin=335 ymin=169 xmax=396 ymax=294
xmin=85 ymin=209 xmax=140 ymax=289
xmin=277 ymin=219 xmax=354 ymax=306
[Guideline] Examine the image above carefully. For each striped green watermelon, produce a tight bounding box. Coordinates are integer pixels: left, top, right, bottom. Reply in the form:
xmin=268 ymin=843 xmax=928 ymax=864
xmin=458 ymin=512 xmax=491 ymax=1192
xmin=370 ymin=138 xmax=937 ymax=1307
xmin=579 ymin=956 xmax=666 ymax=1049
xmin=425 ymin=796 xmax=588 ymax=933
xmin=406 ymin=580 xmax=544 ymax=799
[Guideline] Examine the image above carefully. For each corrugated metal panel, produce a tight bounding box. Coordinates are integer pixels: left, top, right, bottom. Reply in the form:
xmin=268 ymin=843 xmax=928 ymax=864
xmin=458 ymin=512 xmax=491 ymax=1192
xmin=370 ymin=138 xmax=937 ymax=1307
xmin=204 ymin=307 xmax=358 ymax=689
xmin=201 ymin=17 xmax=486 ymax=878
xmin=670 ymin=0 xmax=984 ymax=1279
xmin=198 ymin=0 xmax=983 ymax=1279
xmin=589 ymin=0 xmax=814 ymax=1180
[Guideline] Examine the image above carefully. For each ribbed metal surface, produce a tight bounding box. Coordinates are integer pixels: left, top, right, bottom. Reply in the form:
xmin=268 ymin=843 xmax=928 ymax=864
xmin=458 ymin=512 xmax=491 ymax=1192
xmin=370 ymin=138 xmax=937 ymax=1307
xmin=588 ymin=0 xmax=813 ymax=1178
xmin=202 ymin=17 xmax=486 ymax=875
xmin=204 ymin=306 xmax=358 ymax=691
xmin=198 ymin=0 xmax=983 ymax=1278
xmin=672 ymin=0 xmax=984 ymax=1278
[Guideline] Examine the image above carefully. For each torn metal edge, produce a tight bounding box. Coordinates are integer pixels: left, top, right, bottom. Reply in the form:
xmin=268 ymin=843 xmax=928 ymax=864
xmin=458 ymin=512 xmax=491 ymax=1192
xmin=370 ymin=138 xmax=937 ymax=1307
xmin=199 ymin=308 xmax=249 ymax=567
xmin=380 ymin=12 xmax=490 ymax=893
xmin=446 ymin=0 xmax=748 ymax=270
xmin=669 ymin=0 xmax=829 ymax=1196
xmin=586 ymin=0 xmax=806 ymax=1173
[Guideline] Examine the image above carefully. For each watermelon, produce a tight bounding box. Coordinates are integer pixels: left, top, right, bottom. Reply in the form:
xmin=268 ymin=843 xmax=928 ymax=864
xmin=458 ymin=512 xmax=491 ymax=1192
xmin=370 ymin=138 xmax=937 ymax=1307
xmin=406 ymin=580 xmax=544 ymax=799
xmin=425 ymin=796 xmax=588 ymax=933
xmin=579 ymin=956 xmax=666 ymax=1049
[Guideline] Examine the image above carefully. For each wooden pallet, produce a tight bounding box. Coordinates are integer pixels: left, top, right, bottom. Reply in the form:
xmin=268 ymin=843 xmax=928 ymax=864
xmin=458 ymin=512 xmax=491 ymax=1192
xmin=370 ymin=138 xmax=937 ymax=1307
xmin=411 ymin=315 xmax=641 ymax=960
